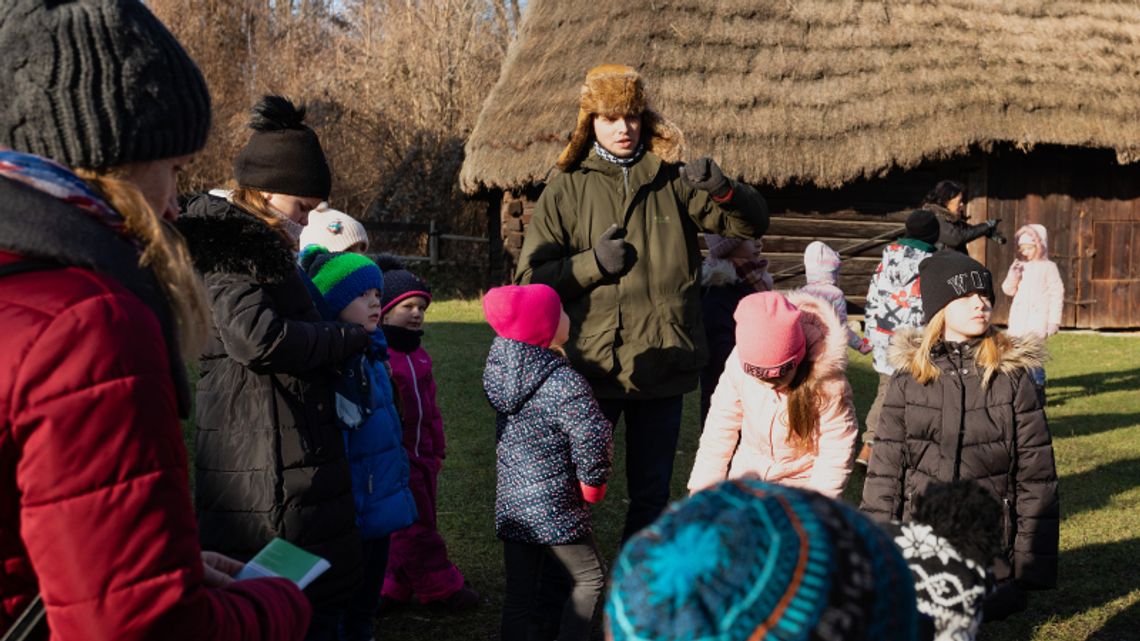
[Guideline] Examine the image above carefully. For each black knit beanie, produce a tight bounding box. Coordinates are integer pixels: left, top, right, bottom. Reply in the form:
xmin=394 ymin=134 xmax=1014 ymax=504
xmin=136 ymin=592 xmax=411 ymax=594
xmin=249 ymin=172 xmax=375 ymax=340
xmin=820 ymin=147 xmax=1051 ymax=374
xmin=0 ymin=0 xmax=211 ymax=169
xmin=234 ymin=96 xmax=332 ymax=200
xmin=905 ymin=209 xmax=941 ymax=246
xmin=919 ymin=250 xmax=994 ymax=323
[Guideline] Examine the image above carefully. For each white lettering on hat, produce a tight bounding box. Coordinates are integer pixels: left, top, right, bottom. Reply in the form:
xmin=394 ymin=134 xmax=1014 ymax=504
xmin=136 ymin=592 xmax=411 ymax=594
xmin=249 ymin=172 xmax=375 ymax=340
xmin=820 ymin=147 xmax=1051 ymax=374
xmin=948 ymin=273 xmax=969 ymax=295
xmin=971 ymin=271 xmax=985 ymax=289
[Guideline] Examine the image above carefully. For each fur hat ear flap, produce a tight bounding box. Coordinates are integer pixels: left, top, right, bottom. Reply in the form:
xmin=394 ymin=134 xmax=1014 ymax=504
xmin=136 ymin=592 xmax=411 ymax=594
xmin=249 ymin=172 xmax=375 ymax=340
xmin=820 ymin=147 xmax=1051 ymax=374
xmin=643 ymin=109 xmax=685 ymax=164
xmin=556 ymin=107 xmax=595 ymax=172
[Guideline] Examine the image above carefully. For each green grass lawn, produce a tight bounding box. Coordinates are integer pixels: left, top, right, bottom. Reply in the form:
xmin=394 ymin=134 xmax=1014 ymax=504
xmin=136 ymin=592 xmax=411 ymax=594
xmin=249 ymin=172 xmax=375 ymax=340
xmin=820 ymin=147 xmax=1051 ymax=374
xmin=188 ymin=301 xmax=1140 ymax=640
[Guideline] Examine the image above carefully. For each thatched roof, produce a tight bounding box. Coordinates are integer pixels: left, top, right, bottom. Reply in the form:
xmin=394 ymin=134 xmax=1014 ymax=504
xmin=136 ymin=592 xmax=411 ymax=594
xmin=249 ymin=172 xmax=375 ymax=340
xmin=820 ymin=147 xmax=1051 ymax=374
xmin=461 ymin=0 xmax=1140 ymax=193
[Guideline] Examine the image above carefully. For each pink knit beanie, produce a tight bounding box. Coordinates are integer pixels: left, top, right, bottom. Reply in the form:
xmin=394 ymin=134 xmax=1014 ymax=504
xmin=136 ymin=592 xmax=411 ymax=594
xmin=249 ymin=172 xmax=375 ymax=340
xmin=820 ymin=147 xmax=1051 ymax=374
xmin=483 ymin=284 xmax=563 ymax=348
xmin=734 ymin=292 xmax=806 ymax=379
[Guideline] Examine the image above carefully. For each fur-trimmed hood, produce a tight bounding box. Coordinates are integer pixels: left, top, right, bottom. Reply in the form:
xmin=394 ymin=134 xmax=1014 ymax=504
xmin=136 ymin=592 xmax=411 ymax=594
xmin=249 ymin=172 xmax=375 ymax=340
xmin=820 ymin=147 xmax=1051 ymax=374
xmin=175 ymin=194 xmax=297 ymax=283
xmin=1015 ymin=223 xmax=1050 ymax=260
xmin=783 ymin=289 xmax=849 ymax=385
xmin=887 ymin=326 xmax=1047 ymax=375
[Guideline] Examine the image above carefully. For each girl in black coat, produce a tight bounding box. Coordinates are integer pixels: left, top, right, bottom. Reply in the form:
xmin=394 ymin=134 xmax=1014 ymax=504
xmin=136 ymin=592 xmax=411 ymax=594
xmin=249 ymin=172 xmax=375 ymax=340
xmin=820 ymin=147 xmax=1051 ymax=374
xmin=175 ymin=97 xmax=369 ymax=641
xmin=860 ymin=251 xmax=1059 ymax=619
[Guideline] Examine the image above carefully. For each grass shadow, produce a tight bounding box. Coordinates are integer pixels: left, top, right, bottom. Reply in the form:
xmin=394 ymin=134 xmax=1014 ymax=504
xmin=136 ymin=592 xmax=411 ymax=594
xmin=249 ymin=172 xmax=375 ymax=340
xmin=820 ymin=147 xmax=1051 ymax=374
xmin=1047 ymin=368 xmax=1140 ymax=407
xmin=1048 ymin=413 xmax=1140 ymax=440
xmin=1060 ymin=457 xmax=1140 ymax=521
xmin=981 ymin=538 xmax=1140 ymax=640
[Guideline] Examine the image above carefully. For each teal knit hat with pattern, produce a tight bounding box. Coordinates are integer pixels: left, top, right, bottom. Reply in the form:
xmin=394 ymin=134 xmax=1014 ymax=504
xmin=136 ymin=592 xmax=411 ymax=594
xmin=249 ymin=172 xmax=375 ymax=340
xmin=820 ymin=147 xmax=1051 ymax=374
xmin=300 ymin=245 xmax=383 ymax=318
xmin=607 ymin=479 xmax=919 ymax=641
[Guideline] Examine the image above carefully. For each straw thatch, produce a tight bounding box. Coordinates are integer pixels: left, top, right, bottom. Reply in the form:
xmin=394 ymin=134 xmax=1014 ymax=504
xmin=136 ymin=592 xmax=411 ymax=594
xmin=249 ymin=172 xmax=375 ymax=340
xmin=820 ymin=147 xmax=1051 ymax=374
xmin=461 ymin=0 xmax=1140 ymax=193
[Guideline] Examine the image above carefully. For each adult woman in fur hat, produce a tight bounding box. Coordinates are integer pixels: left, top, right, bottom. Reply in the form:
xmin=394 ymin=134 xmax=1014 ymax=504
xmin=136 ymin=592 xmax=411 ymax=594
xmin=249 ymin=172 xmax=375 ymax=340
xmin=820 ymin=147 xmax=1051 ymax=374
xmin=175 ymin=97 xmax=369 ymax=641
xmin=0 ymin=1 xmax=311 ymax=639
xmin=515 ymin=64 xmax=770 ymax=542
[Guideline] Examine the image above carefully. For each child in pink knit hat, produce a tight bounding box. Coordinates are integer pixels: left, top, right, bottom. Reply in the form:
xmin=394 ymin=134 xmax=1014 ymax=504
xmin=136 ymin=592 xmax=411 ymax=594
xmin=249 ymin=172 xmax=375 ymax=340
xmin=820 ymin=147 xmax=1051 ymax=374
xmin=688 ymin=291 xmax=858 ymax=499
xmin=482 ymin=284 xmax=613 ymax=641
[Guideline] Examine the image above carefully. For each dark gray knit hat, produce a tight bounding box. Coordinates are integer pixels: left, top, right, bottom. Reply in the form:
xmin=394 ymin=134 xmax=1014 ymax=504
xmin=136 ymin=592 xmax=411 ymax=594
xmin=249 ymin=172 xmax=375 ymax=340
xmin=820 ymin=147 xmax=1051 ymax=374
xmin=0 ymin=0 xmax=211 ymax=169
xmin=905 ymin=209 xmax=941 ymax=246
xmin=919 ymin=250 xmax=995 ymax=323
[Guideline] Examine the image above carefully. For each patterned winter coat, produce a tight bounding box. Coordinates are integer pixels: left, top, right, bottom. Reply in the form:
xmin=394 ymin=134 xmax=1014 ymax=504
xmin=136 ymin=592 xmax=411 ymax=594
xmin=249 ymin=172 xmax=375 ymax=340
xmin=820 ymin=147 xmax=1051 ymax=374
xmin=688 ymin=291 xmax=858 ymax=498
xmin=1001 ymin=224 xmax=1064 ymax=340
xmin=864 ymin=239 xmax=935 ymax=375
xmin=860 ymin=328 xmax=1059 ymax=589
xmin=484 ymin=337 xmax=613 ymax=545
xmin=335 ymin=332 xmax=418 ymax=540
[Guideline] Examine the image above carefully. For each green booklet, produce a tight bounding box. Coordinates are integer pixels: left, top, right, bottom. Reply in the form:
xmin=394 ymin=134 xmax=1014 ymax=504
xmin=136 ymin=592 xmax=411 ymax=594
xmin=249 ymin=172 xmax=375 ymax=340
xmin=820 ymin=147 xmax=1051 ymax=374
xmin=234 ymin=538 xmax=331 ymax=589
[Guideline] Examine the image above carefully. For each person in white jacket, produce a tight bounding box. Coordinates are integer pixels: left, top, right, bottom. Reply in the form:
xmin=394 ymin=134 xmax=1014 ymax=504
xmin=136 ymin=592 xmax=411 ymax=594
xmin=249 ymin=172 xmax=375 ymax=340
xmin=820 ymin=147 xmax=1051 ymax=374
xmin=1001 ymin=223 xmax=1063 ymax=388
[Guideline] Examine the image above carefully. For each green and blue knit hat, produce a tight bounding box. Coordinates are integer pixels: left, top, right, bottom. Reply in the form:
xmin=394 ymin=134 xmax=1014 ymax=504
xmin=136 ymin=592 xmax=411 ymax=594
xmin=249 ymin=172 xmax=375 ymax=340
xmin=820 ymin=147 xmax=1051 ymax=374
xmin=300 ymin=245 xmax=383 ymax=317
xmin=607 ymin=479 xmax=919 ymax=641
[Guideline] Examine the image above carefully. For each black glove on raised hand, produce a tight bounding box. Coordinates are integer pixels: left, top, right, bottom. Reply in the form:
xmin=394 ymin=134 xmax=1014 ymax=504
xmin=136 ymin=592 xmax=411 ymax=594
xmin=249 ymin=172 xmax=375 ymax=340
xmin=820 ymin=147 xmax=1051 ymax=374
xmin=594 ymin=224 xmax=629 ymax=275
xmin=681 ymin=157 xmax=731 ymax=199
xmin=986 ymin=219 xmax=1008 ymax=244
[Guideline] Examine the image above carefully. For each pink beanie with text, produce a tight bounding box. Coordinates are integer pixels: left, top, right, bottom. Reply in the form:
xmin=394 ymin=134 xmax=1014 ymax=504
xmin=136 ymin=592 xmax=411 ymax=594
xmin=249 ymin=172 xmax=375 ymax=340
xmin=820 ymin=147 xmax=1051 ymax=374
xmin=734 ymin=292 xmax=806 ymax=377
xmin=483 ymin=284 xmax=563 ymax=348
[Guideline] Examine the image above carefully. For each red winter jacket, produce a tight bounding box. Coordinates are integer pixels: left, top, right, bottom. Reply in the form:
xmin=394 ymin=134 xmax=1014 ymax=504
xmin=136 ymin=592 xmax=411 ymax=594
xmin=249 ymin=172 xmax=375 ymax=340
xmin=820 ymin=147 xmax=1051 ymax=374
xmin=0 ymin=251 xmax=311 ymax=640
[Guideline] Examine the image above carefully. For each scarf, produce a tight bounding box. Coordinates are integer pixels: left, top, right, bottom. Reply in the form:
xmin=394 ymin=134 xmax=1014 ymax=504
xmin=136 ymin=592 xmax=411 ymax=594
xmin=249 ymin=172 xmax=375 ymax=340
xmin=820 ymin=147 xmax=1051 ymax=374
xmin=383 ymin=324 xmax=423 ymax=353
xmin=0 ymin=150 xmax=138 ymax=248
xmin=593 ymin=141 xmax=645 ymax=167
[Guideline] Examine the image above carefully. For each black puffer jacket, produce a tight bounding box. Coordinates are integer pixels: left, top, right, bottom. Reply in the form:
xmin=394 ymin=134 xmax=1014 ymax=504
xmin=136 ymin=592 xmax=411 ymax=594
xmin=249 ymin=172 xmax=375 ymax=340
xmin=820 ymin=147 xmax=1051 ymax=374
xmin=175 ymin=195 xmax=369 ymax=608
xmin=860 ymin=328 xmax=1058 ymax=589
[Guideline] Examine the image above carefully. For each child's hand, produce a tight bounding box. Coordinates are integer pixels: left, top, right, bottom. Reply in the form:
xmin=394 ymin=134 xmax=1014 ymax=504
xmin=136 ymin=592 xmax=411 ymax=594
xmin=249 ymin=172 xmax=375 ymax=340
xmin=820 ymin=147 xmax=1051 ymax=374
xmin=1047 ymin=323 xmax=1060 ymax=336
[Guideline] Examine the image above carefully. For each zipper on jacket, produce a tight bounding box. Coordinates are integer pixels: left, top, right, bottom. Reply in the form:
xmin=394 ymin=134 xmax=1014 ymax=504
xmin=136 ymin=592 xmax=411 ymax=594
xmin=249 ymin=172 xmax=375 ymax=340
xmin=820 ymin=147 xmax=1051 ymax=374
xmin=405 ymin=353 xmax=424 ymax=458
xmin=621 ymin=166 xmax=630 ymax=203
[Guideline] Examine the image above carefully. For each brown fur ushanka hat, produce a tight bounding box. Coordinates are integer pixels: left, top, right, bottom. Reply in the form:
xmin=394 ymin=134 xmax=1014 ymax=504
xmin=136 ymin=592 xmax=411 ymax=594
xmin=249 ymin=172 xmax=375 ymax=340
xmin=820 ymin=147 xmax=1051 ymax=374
xmin=556 ymin=64 xmax=685 ymax=171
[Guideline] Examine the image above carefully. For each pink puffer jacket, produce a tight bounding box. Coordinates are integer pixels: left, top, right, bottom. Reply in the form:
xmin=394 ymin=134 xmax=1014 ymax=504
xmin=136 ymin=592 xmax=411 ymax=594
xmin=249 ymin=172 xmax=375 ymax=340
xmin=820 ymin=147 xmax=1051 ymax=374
xmin=687 ymin=291 xmax=857 ymax=498
xmin=1002 ymin=224 xmax=1064 ymax=339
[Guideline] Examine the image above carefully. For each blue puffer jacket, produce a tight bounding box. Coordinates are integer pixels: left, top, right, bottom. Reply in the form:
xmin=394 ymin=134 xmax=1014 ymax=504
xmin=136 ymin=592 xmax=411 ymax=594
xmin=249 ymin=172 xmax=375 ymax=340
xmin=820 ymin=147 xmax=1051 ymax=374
xmin=336 ymin=332 xmax=417 ymax=540
xmin=483 ymin=337 xmax=613 ymax=545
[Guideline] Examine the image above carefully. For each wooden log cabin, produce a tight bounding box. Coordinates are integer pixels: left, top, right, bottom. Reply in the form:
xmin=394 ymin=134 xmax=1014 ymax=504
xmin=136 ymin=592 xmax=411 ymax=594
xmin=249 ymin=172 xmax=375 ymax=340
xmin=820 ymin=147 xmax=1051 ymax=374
xmin=461 ymin=0 xmax=1140 ymax=329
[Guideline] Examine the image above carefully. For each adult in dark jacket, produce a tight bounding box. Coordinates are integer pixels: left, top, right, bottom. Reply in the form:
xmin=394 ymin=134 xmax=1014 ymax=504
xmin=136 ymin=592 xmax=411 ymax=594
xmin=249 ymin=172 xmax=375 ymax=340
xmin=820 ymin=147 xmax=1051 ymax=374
xmin=0 ymin=2 xmax=310 ymax=639
xmin=174 ymin=97 xmax=369 ymax=641
xmin=482 ymin=285 xmax=613 ymax=641
xmin=861 ymin=251 xmax=1058 ymax=617
xmin=515 ymin=64 xmax=769 ymax=541
xmin=922 ymin=180 xmax=1006 ymax=252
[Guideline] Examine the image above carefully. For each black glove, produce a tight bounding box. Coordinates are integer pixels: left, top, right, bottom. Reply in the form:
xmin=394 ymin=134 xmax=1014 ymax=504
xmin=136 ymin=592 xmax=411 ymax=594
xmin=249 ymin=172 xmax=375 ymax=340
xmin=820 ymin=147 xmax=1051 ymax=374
xmin=986 ymin=219 xmax=1007 ymax=244
xmin=594 ymin=224 xmax=628 ymax=275
xmin=681 ymin=157 xmax=731 ymax=199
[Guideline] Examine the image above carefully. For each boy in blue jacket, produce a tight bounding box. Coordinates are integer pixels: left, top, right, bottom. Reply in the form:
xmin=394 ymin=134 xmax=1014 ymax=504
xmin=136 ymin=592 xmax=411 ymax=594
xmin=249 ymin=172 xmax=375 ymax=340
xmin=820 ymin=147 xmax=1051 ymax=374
xmin=302 ymin=246 xmax=417 ymax=641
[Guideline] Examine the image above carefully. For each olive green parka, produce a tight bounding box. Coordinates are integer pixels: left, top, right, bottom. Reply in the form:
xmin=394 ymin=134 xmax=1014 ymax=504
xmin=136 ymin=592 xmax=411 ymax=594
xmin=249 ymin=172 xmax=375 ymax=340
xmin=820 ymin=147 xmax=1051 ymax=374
xmin=515 ymin=150 xmax=768 ymax=399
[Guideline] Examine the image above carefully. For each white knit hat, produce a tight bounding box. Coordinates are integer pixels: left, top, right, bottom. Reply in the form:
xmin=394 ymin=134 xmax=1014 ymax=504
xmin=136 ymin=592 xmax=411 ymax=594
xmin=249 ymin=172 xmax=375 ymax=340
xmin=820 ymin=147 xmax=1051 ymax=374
xmin=300 ymin=204 xmax=369 ymax=253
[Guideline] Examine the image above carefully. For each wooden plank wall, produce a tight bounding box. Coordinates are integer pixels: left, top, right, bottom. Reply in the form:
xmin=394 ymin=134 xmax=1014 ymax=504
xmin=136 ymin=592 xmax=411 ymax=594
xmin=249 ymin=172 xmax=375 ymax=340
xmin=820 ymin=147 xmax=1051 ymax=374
xmin=983 ymin=145 xmax=1140 ymax=329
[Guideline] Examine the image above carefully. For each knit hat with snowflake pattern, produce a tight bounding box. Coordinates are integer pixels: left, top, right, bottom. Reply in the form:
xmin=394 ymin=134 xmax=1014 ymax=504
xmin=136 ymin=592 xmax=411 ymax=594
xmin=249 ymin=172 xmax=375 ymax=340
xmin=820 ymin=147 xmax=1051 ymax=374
xmin=606 ymin=479 xmax=919 ymax=641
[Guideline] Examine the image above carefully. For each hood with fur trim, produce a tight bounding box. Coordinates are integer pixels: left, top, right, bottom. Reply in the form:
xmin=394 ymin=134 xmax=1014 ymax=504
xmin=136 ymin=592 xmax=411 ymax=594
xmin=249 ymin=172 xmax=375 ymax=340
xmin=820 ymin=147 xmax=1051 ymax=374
xmin=556 ymin=64 xmax=684 ymax=171
xmin=783 ymin=289 xmax=849 ymax=386
xmin=175 ymin=193 xmax=298 ymax=284
xmin=1015 ymin=223 xmax=1050 ymax=260
xmin=887 ymin=326 xmax=1047 ymax=383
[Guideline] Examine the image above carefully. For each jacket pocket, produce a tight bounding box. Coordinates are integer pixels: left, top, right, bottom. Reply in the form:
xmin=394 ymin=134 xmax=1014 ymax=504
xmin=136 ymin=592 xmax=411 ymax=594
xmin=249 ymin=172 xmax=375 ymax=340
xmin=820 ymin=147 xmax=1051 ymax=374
xmin=565 ymin=327 xmax=617 ymax=378
xmin=1002 ymin=497 xmax=1015 ymax=550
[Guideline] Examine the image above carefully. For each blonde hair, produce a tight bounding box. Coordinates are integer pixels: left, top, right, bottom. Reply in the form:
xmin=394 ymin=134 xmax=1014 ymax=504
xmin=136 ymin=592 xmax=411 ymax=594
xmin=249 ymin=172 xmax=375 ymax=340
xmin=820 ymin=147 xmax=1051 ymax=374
xmin=783 ymin=358 xmax=822 ymax=455
xmin=76 ymin=169 xmax=210 ymax=359
xmin=229 ymin=186 xmax=293 ymax=245
xmin=908 ymin=308 xmax=1012 ymax=388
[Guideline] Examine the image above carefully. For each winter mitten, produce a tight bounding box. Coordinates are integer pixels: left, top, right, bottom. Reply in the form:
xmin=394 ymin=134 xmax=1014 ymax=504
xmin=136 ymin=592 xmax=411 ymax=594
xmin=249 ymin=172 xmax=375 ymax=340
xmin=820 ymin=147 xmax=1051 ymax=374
xmin=581 ymin=482 xmax=607 ymax=504
xmin=681 ymin=157 xmax=732 ymax=200
xmin=594 ymin=224 xmax=629 ymax=275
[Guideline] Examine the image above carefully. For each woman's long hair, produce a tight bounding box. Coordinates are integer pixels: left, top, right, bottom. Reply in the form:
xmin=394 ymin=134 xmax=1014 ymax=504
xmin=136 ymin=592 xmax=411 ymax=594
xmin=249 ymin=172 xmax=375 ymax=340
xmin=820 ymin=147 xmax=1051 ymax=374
xmin=76 ymin=169 xmax=210 ymax=359
xmin=907 ymin=308 xmax=1011 ymax=388
xmin=229 ymin=186 xmax=293 ymax=245
xmin=784 ymin=358 xmax=822 ymax=455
